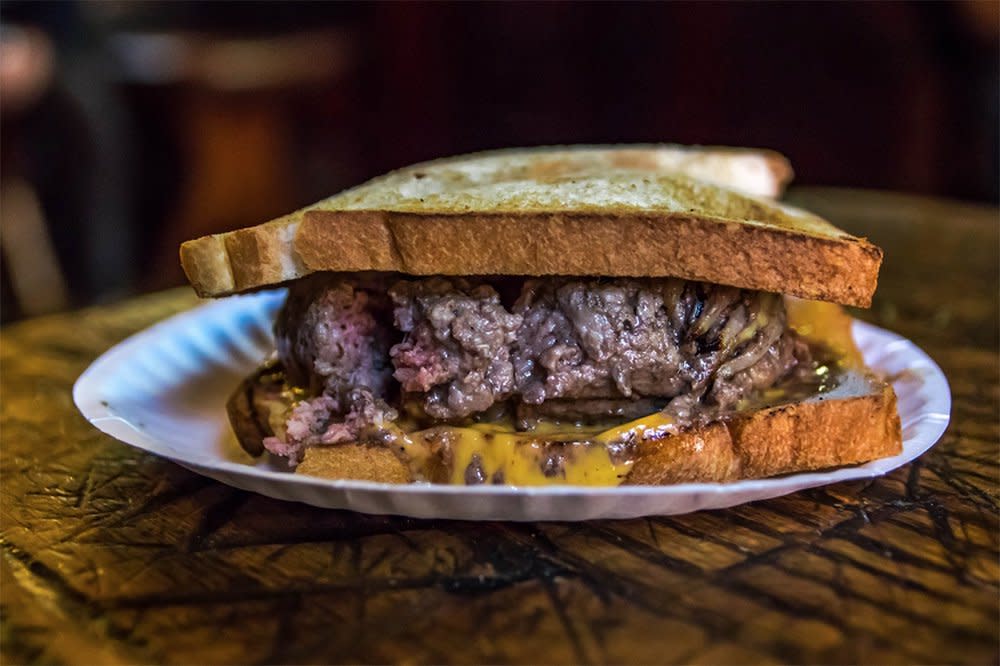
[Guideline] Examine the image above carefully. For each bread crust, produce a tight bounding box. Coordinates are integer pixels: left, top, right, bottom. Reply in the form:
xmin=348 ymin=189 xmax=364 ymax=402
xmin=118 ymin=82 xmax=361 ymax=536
xmin=294 ymin=210 xmax=881 ymax=306
xmin=296 ymin=444 xmax=412 ymax=484
xmin=180 ymin=145 xmax=881 ymax=307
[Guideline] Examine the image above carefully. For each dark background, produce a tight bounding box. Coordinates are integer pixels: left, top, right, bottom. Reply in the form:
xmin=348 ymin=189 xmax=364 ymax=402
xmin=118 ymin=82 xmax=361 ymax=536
xmin=1 ymin=1 xmax=997 ymax=321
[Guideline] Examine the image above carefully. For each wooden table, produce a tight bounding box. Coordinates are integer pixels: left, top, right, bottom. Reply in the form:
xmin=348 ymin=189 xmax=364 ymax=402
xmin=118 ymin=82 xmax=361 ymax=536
xmin=2 ymin=188 xmax=997 ymax=665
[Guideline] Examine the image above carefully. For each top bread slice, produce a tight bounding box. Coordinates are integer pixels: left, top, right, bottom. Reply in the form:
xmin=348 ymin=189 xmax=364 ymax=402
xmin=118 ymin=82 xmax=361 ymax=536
xmin=180 ymin=144 xmax=882 ymax=307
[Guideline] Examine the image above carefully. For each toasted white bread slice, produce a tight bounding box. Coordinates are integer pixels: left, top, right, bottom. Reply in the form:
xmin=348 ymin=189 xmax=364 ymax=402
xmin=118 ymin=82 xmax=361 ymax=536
xmin=625 ymin=369 xmax=901 ymax=484
xmin=289 ymin=368 xmax=901 ymax=485
xmin=181 ymin=145 xmax=792 ymax=297
xmin=181 ymin=144 xmax=882 ymax=308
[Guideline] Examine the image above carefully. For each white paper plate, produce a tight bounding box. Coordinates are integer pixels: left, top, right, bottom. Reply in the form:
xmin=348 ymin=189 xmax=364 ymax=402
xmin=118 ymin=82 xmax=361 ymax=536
xmin=73 ymin=290 xmax=950 ymax=521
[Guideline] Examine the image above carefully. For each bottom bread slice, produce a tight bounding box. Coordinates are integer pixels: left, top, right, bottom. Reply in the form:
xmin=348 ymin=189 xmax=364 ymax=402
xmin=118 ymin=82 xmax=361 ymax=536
xmin=626 ymin=374 xmax=900 ymax=484
xmin=279 ymin=370 xmax=902 ymax=486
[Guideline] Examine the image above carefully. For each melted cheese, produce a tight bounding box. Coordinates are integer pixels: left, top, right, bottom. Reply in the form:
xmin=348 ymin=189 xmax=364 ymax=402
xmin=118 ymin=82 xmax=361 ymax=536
xmin=594 ymin=412 xmax=675 ymax=445
xmin=448 ymin=429 xmax=631 ymax=486
xmin=785 ymin=298 xmax=863 ymax=368
xmin=376 ymin=413 xmax=677 ymax=487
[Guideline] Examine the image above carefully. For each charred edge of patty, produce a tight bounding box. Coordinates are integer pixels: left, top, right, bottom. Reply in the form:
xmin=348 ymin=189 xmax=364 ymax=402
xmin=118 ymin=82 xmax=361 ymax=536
xmin=227 ymin=364 xmax=282 ymax=457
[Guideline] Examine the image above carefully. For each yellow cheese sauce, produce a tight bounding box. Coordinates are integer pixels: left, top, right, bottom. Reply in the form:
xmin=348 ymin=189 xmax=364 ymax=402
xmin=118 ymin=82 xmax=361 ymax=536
xmin=447 ymin=428 xmax=628 ymax=486
xmin=375 ymin=411 xmax=675 ymax=486
xmin=786 ymin=298 xmax=863 ymax=368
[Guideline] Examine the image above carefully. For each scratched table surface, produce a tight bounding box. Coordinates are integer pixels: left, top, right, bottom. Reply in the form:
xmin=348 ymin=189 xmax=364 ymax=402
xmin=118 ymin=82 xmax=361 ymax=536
xmin=2 ymin=188 xmax=997 ymax=665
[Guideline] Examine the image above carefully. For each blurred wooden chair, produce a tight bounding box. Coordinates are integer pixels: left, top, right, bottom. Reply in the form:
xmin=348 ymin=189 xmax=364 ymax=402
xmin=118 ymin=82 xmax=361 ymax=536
xmin=0 ymin=25 xmax=70 ymax=318
xmin=111 ymin=28 xmax=359 ymax=288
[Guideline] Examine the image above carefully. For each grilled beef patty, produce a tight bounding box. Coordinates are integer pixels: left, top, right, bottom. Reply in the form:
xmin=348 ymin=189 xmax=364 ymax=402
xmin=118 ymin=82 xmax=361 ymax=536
xmin=261 ymin=273 xmax=812 ymax=462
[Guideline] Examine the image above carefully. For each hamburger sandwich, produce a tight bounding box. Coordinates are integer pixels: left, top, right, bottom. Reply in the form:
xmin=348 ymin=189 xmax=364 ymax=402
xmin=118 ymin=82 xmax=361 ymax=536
xmin=180 ymin=145 xmax=902 ymax=486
